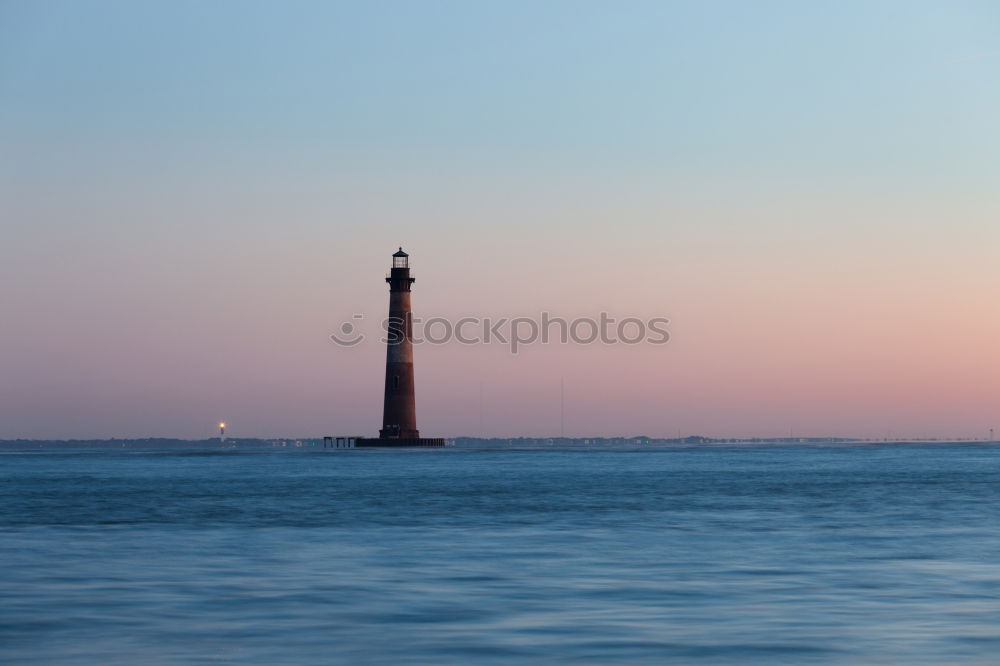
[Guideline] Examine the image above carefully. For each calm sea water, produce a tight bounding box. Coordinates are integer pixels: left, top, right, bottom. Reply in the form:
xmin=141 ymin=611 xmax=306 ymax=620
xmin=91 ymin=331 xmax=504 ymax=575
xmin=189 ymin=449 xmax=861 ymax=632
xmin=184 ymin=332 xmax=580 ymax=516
xmin=3 ymin=445 xmax=1000 ymax=664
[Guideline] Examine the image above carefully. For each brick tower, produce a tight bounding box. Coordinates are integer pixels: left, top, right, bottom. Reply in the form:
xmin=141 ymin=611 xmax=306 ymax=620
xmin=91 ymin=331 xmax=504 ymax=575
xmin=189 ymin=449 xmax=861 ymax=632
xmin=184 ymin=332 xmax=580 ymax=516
xmin=379 ymin=247 xmax=420 ymax=439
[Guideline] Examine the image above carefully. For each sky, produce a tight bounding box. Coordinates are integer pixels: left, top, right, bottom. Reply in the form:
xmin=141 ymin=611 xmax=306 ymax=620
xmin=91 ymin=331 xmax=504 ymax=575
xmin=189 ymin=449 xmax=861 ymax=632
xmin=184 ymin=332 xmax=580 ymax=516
xmin=1 ymin=0 xmax=998 ymax=439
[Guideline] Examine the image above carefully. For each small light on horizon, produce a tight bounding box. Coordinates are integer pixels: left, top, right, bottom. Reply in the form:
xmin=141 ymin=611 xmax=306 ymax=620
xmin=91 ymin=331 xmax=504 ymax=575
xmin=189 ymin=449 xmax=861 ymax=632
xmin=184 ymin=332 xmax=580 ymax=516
xmin=219 ymin=422 xmax=226 ymax=429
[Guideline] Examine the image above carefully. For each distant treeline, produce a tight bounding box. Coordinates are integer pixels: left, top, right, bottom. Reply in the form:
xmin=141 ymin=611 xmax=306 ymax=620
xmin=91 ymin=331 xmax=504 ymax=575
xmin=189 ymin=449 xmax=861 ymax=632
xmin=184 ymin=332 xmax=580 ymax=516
xmin=0 ymin=438 xmax=325 ymax=450
xmin=449 ymin=436 xmax=862 ymax=447
xmin=4 ymin=436 xmax=931 ymax=450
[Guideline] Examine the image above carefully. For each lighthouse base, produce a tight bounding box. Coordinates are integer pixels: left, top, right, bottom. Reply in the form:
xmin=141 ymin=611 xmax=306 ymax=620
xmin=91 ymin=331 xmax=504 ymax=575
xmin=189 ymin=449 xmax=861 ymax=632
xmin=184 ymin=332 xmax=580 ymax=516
xmin=357 ymin=437 xmax=446 ymax=448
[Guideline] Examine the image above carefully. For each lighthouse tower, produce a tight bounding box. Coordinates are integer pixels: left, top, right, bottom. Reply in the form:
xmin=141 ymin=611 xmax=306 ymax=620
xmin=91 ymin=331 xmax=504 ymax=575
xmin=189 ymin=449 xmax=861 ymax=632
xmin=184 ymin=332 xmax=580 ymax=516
xmin=327 ymin=248 xmax=443 ymax=449
xmin=380 ymin=248 xmax=420 ymax=439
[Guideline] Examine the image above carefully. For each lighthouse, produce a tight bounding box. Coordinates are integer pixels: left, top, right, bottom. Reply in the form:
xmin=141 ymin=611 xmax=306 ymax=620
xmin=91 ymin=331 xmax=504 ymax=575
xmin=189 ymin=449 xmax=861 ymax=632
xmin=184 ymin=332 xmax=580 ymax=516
xmin=380 ymin=247 xmax=419 ymax=439
xmin=325 ymin=248 xmax=443 ymax=448
xmin=341 ymin=248 xmax=443 ymax=448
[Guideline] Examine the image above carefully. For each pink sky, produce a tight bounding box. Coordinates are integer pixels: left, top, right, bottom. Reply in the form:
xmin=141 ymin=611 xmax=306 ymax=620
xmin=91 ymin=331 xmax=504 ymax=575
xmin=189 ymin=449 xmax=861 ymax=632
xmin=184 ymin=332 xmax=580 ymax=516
xmin=2 ymin=2 xmax=998 ymax=438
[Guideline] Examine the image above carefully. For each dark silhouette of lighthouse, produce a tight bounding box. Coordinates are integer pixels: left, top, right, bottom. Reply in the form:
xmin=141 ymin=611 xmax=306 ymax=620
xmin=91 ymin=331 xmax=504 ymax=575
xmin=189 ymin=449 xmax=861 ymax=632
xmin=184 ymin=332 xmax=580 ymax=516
xmin=380 ymin=247 xmax=419 ymax=439
xmin=327 ymin=248 xmax=444 ymax=448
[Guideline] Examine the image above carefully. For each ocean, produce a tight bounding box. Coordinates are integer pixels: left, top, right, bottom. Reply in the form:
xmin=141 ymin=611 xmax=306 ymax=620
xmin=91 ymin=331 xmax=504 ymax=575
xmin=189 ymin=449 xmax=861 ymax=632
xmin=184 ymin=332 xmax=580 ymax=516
xmin=2 ymin=445 xmax=1000 ymax=664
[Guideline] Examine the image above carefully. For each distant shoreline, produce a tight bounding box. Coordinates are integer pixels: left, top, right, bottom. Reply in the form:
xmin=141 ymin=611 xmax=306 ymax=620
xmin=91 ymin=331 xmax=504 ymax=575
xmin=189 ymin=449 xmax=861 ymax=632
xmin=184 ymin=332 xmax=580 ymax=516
xmin=2 ymin=437 xmax=997 ymax=450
